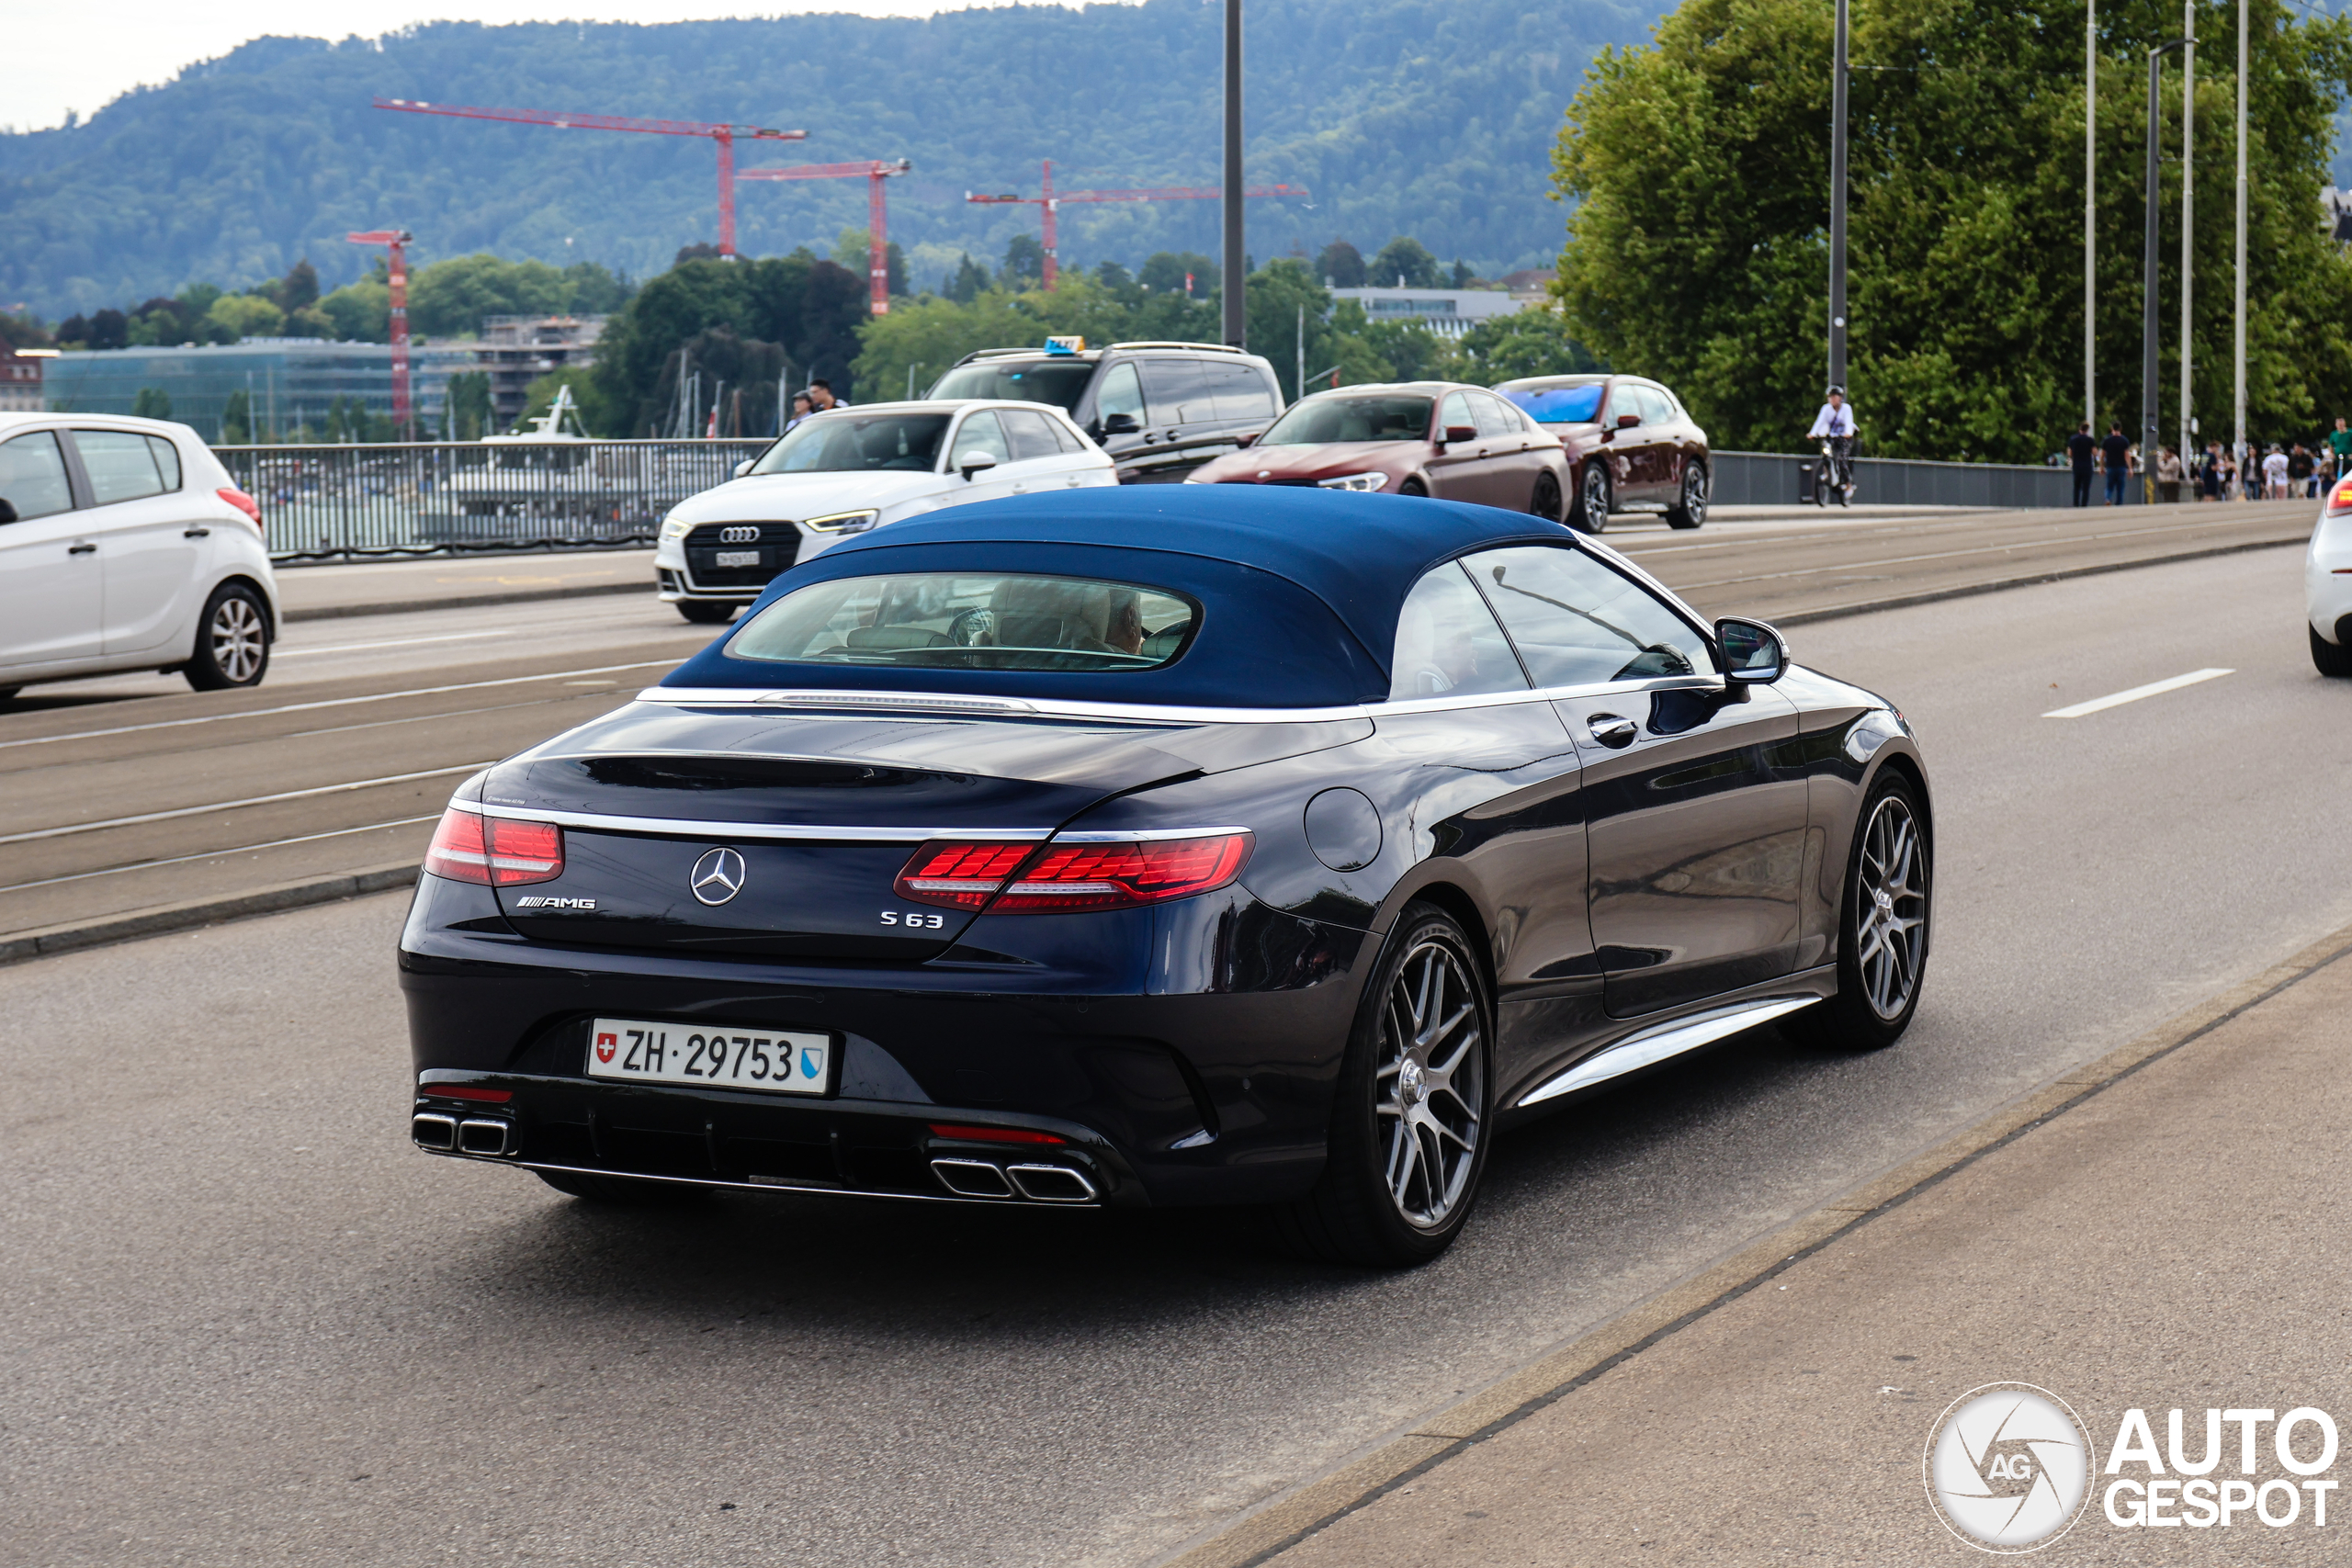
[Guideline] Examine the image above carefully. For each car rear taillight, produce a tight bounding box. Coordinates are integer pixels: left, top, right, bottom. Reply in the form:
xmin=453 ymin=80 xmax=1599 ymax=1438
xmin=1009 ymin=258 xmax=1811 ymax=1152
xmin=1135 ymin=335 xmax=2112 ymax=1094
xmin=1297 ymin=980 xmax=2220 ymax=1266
xmin=216 ymin=487 xmax=263 ymax=531
xmin=894 ymin=832 xmax=1251 ymax=913
xmin=2327 ymin=478 xmax=2352 ymax=516
xmin=424 ymin=807 xmax=564 ymax=886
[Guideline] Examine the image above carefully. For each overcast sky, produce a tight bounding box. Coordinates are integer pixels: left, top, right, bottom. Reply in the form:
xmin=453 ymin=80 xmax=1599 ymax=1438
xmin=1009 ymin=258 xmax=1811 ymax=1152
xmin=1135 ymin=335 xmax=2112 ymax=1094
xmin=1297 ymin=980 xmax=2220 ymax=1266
xmin=4 ymin=1 xmax=1040 ymax=132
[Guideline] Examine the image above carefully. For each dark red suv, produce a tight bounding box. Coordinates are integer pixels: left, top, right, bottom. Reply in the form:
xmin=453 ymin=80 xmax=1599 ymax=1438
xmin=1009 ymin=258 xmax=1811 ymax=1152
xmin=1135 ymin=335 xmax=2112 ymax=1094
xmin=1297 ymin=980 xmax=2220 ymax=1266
xmin=1493 ymin=374 xmax=1711 ymax=532
xmin=1182 ymin=381 xmax=1571 ymax=520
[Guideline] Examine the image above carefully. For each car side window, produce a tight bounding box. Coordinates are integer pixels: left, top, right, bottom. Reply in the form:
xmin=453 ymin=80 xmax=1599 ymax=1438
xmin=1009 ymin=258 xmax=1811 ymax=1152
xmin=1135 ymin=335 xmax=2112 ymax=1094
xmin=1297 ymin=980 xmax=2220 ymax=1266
xmin=1203 ymin=361 xmax=1279 ymax=423
xmin=1634 ymin=386 xmax=1672 ymax=424
xmin=1141 ymin=358 xmax=1216 ymax=425
xmin=1094 ymin=362 xmax=1145 ymax=425
xmin=997 ymin=408 xmax=1063 ymax=461
xmin=146 ymin=435 xmax=183 ymax=491
xmin=947 ymin=411 xmax=1008 ymax=469
xmin=1439 ymin=392 xmax=1476 ymax=437
xmin=1387 ymin=561 xmax=1532 ymax=702
xmin=0 ymin=430 xmax=75 ymax=522
xmin=1469 ymin=392 xmax=1520 ymax=440
xmin=74 ymin=430 xmax=171 ymax=506
xmin=1468 ymin=544 xmax=1718 ymax=686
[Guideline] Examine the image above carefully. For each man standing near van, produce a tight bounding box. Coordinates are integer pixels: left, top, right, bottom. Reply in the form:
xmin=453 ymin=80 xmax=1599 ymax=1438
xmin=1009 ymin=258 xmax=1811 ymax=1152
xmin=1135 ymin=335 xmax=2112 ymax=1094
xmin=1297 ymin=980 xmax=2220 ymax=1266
xmin=2100 ymin=422 xmax=2132 ymax=505
xmin=2066 ymin=421 xmax=2097 ymax=507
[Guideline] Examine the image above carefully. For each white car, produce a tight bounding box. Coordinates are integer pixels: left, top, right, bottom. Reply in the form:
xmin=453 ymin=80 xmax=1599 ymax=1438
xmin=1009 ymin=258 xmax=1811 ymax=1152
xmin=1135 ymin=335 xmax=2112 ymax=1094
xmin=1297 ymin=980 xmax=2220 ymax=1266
xmin=654 ymin=399 xmax=1116 ymax=623
xmin=0 ymin=412 xmax=278 ymax=699
xmin=2309 ymin=475 xmax=2352 ymax=674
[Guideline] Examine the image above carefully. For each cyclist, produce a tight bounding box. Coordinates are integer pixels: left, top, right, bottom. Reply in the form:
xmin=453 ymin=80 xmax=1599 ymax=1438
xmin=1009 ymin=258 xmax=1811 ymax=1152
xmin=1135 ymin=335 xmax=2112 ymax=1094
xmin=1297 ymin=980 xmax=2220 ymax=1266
xmin=1808 ymin=385 xmax=1858 ymax=505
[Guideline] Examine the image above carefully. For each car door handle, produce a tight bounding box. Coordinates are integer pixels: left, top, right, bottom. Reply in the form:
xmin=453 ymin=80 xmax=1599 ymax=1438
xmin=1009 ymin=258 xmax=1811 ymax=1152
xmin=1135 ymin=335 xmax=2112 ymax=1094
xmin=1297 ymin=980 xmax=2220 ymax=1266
xmin=1587 ymin=714 xmax=1639 ymax=749
xmin=183 ymin=526 xmax=210 ymax=538
xmin=68 ymin=542 xmax=96 ymax=555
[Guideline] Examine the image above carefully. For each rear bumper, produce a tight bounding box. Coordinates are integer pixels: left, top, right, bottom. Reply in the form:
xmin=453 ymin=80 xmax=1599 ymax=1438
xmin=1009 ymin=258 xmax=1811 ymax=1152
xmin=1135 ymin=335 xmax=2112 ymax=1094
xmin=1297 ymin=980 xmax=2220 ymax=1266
xmin=399 ymin=876 xmax=1369 ymax=1208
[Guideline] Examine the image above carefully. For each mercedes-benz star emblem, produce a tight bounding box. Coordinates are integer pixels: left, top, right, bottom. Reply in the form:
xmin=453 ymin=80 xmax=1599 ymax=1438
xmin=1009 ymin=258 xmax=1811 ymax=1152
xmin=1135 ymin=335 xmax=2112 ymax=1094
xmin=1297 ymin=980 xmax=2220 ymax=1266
xmin=689 ymin=847 xmax=746 ymax=906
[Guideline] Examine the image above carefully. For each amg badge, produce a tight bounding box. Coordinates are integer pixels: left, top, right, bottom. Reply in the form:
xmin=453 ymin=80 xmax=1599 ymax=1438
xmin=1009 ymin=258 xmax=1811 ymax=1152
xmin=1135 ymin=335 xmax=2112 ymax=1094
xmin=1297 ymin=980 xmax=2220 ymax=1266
xmin=514 ymin=896 xmax=597 ymax=910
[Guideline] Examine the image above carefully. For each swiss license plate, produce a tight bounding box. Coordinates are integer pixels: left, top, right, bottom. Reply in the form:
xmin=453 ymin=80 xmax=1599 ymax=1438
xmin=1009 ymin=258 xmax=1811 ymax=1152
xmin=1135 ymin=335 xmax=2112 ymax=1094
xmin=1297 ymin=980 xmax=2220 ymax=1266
xmin=712 ymin=549 xmax=761 ymax=568
xmin=587 ymin=1017 xmax=831 ymax=1095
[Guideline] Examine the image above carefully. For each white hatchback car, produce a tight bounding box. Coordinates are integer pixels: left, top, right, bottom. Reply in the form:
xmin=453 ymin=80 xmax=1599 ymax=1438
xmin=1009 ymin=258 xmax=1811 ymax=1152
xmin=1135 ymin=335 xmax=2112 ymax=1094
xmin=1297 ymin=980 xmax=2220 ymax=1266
xmin=0 ymin=412 xmax=278 ymax=699
xmin=653 ymin=400 xmax=1115 ymax=622
xmin=2309 ymin=474 xmax=2352 ymax=674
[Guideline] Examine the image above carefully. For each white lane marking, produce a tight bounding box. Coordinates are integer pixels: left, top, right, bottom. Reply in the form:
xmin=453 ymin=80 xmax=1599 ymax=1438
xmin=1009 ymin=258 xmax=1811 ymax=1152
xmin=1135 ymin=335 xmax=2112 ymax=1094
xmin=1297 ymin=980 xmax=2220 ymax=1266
xmin=2042 ymin=668 xmax=2234 ymax=719
xmin=0 ymin=661 xmax=677 ymax=751
xmin=277 ymin=629 xmax=514 ymax=658
xmin=0 ymin=815 xmax=442 ymax=895
xmin=0 ymin=763 xmax=496 ymax=845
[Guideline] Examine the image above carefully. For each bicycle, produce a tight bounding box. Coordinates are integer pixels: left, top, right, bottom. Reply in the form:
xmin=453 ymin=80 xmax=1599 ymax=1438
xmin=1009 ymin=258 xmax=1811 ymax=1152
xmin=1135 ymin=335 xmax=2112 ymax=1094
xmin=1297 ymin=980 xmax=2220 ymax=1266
xmin=1815 ymin=435 xmax=1856 ymax=507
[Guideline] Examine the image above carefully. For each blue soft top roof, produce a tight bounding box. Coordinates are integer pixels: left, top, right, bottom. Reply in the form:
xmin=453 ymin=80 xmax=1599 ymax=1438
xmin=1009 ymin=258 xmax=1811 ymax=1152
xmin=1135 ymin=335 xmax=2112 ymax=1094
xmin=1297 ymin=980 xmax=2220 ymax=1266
xmin=664 ymin=487 xmax=1574 ymax=708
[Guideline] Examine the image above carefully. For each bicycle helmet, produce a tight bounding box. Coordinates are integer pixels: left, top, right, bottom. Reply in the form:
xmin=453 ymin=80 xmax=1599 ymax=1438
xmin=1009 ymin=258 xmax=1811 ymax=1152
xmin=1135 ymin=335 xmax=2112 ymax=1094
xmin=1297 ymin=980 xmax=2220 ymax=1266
xmin=1826 ymin=384 xmax=1846 ymax=397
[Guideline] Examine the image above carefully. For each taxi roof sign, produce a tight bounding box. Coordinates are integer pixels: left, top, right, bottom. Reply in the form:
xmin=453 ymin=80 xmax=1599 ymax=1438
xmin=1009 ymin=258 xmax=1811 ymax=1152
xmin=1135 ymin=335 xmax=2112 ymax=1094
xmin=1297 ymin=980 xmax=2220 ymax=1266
xmin=1042 ymin=335 xmax=1085 ymax=355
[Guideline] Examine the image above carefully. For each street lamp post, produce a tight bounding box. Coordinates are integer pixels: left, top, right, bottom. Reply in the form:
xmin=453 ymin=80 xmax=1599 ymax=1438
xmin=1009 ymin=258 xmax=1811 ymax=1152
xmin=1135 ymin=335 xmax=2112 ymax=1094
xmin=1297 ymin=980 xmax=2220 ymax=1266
xmin=1221 ymin=0 xmax=1246 ymax=349
xmin=1828 ymin=0 xmax=1850 ymax=389
xmin=2143 ymin=37 xmax=2189 ymax=503
xmin=2234 ymin=0 xmax=2248 ymax=491
xmin=2178 ymin=3 xmax=2195 ymax=470
xmin=2086 ymin=0 xmax=2097 ymax=431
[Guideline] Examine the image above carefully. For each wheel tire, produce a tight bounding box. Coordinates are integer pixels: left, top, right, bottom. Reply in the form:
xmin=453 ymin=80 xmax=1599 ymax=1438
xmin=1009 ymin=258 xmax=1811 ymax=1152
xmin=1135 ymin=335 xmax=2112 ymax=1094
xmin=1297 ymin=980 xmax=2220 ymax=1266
xmin=2312 ymin=625 xmax=2352 ymax=677
xmin=537 ymin=1168 xmax=713 ymax=1205
xmin=1571 ymin=463 xmax=1611 ymax=534
xmin=1276 ymin=903 xmax=1495 ymax=1267
xmin=676 ymin=599 xmax=738 ymax=625
xmin=1396 ymin=477 xmax=1430 ymax=498
xmin=1783 ymin=772 xmax=1930 ymax=1052
xmin=183 ymin=583 xmax=271 ymax=691
xmin=1529 ymin=470 xmax=1566 ymax=524
xmin=1664 ymin=461 xmax=1708 ymax=529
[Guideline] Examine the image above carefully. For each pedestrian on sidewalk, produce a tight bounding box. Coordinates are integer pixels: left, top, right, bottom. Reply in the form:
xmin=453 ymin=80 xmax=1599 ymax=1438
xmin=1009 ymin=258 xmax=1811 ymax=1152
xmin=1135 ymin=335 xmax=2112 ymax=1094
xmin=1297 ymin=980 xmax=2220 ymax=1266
xmin=2066 ymin=421 xmax=2097 ymax=506
xmin=2264 ymin=444 xmax=2290 ymax=499
xmin=2198 ymin=440 xmax=2225 ymax=502
xmin=783 ymin=391 xmax=813 ymax=432
xmin=808 ymin=379 xmax=846 ymax=412
xmin=2100 ymin=422 xmax=2131 ymax=505
xmin=2290 ymin=442 xmax=2315 ymax=499
xmin=2155 ymin=446 xmax=2184 ymax=503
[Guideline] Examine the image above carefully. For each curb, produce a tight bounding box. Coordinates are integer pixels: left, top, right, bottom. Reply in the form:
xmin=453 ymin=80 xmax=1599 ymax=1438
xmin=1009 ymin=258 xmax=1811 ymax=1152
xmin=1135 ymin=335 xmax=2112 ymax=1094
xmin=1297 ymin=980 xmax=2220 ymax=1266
xmin=1769 ymin=533 xmax=2305 ymax=627
xmin=0 ymin=862 xmax=421 ymax=967
xmin=1153 ymin=919 xmax=2352 ymax=1568
xmin=283 ymin=579 xmax=655 ymax=624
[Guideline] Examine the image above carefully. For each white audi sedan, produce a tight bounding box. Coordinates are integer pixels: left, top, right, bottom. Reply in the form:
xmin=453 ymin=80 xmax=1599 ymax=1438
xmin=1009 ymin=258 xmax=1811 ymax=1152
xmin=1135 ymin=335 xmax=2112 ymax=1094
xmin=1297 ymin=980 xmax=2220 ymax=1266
xmin=653 ymin=400 xmax=1114 ymax=623
xmin=2309 ymin=474 xmax=2352 ymax=675
xmin=0 ymin=412 xmax=278 ymax=700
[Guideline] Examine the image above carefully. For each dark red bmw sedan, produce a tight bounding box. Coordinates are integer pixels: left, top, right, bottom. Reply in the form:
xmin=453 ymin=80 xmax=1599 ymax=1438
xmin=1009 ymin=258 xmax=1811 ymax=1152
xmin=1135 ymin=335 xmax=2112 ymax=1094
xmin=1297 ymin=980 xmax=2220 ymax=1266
xmin=1492 ymin=374 xmax=1712 ymax=532
xmin=1184 ymin=381 xmax=1572 ymax=522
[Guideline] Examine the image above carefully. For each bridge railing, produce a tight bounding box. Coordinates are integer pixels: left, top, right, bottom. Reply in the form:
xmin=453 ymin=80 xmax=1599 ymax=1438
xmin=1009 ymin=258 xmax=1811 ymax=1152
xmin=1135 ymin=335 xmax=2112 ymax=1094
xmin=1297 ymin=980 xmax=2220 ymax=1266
xmin=1710 ymin=450 xmax=2074 ymax=508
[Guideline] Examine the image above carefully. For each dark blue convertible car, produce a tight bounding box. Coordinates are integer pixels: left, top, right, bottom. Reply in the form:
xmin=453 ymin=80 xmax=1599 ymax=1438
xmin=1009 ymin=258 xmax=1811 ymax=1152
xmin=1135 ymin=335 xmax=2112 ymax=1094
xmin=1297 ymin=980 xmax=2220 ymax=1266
xmin=401 ymin=488 xmax=1930 ymax=1264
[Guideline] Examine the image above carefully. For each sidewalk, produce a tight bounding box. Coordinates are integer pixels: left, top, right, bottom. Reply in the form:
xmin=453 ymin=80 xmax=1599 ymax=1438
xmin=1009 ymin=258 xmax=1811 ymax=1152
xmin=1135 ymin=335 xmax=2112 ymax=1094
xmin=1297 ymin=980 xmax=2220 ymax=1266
xmin=1224 ymin=930 xmax=2352 ymax=1566
xmin=275 ymin=547 xmax=655 ymax=622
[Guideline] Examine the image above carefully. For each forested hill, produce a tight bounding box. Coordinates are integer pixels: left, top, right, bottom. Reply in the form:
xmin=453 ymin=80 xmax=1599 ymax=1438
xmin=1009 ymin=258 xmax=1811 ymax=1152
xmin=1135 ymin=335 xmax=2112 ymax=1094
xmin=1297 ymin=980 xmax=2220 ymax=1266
xmin=0 ymin=0 xmax=1665 ymax=318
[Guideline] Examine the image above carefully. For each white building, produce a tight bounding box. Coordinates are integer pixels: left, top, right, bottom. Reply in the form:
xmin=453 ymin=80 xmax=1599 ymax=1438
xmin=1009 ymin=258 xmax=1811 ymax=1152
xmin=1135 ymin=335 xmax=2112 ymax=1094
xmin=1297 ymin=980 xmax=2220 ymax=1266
xmin=1328 ymin=287 xmax=1523 ymax=341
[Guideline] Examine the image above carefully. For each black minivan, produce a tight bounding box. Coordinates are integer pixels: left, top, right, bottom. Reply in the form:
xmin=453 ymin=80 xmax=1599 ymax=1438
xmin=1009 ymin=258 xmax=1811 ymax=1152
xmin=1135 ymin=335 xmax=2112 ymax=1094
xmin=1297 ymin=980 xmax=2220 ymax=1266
xmin=927 ymin=341 xmax=1285 ymax=483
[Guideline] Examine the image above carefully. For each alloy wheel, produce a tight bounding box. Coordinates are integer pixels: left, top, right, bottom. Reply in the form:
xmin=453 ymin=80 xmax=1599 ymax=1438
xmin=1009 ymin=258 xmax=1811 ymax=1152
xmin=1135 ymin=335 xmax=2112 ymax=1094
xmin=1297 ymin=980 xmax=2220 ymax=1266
xmin=1374 ymin=939 xmax=1486 ymax=1229
xmin=1580 ymin=467 xmax=1610 ymax=531
xmin=1680 ymin=466 xmax=1708 ymax=523
xmin=1854 ymin=794 xmax=1928 ymax=1020
xmin=209 ymin=596 xmax=266 ymax=683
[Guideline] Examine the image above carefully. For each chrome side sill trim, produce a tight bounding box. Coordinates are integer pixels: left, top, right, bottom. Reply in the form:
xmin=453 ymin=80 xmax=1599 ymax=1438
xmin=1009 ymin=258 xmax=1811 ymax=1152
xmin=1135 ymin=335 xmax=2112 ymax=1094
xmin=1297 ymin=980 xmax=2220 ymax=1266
xmin=1515 ymin=996 xmax=1819 ymax=1109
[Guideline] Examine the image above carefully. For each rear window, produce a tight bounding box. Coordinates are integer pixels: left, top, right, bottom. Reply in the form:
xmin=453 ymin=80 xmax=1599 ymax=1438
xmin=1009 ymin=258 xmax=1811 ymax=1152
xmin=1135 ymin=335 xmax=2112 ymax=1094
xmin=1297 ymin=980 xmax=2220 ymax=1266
xmin=927 ymin=360 xmax=1098 ymax=413
xmin=729 ymin=572 xmax=1201 ymax=673
xmin=1498 ymin=382 xmax=1606 ymax=424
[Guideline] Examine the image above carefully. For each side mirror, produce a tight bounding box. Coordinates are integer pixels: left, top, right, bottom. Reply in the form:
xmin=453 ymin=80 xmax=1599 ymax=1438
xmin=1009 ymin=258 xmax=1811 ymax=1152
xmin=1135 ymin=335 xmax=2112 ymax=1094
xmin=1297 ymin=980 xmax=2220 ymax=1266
xmin=1100 ymin=412 xmax=1141 ymax=435
xmin=1234 ymin=431 xmax=1258 ymax=449
xmin=1716 ymin=617 xmax=1788 ymax=684
xmin=1616 ymin=412 xmax=1641 ymax=429
xmin=1443 ymin=423 xmax=1478 ymax=445
xmin=732 ymin=459 xmax=753 ymax=479
xmin=0 ymin=497 xmax=17 ymax=525
xmin=958 ymin=453 xmax=1001 ymax=481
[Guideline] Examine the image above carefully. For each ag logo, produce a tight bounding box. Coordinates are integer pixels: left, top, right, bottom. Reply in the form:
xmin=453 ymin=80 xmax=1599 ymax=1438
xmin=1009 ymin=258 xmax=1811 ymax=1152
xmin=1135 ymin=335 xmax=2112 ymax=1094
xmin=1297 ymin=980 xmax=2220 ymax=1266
xmin=1925 ymin=1383 xmax=2094 ymax=1552
xmin=690 ymin=847 xmax=746 ymax=906
xmin=594 ymin=1032 xmax=617 ymax=1065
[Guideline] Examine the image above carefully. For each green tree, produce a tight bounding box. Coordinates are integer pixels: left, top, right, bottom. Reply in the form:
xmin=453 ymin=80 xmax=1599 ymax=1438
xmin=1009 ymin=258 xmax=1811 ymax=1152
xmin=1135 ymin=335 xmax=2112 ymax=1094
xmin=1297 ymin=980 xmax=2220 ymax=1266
xmin=408 ymin=254 xmax=577 ymax=337
xmin=1452 ymin=308 xmax=1602 ymax=382
xmin=131 ymin=386 xmax=172 ymax=420
xmin=1555 ymin=0 xmax=2352 ymax=458
xmin=945 ymin=254 xmax=990 ymax=303
xmin=1370 ymin=236 xmax=1442 ymax=288
xmin=590 ymin=253 xmax=868 ymax=434
xmin=1245 ymin=258 xmax=1338 ymax=400
xmin=443 ymin=371 xmax=493 ymax=441
xmin=1140 ymin=252 xmax=1217 ymax=298
xmin=1001 ymin=234 xmax=1047 ymax=289
xmin=207 ymin=294 xmax=283 ymax=341
xmin=319 ymin=279 xmax=390 ymax=343
xmin=221 ymin=389 xmax=252 ymax=444
xmin=851 ymin=274 xmax=1220 ymax=409
xmin=280 ymin=259 xmax=321 ymax=313
xmin=1317 ymin=239 xmax=1367 ymax=288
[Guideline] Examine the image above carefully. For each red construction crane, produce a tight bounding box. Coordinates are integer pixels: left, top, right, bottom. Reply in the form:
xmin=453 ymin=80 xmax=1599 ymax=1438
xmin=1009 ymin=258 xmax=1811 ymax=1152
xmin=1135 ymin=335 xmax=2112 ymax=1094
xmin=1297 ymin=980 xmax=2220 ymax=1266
xmin=372 ymin=96 xmax=806 ymax=257
xmin=345 ymin=230 xmax=413 ymax=435
xmin=736 ymin=159 xmax=913 ymax=315
xmin=967 ymin=161 xmax=1312 ymax=289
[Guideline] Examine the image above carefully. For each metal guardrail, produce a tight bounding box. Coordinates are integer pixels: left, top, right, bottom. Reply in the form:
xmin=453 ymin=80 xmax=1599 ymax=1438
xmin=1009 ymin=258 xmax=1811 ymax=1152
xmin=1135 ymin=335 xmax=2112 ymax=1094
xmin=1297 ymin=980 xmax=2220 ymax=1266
xmin=1711 ymin=450 xmax=2074 ymax=509
xmin=215 ymin=439 xmax=772 ymax=561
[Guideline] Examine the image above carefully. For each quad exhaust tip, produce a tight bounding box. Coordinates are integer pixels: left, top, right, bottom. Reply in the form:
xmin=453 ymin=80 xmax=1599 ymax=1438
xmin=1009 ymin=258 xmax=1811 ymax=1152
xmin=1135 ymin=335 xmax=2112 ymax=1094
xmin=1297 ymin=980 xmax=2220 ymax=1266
xmin=413 ymin=1111 xmax=513 ymax=1156
xmin=929 ymin=1156 xmax=1099 ymax=1203
xmin=930 ymin=1157 xmax=1015 ymax=1198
